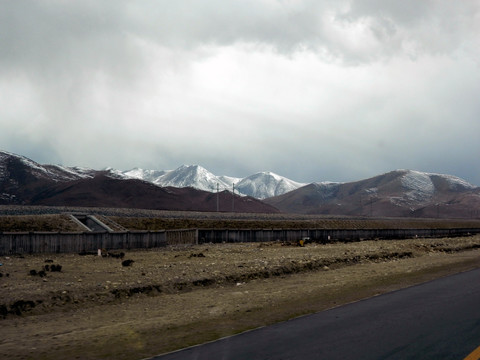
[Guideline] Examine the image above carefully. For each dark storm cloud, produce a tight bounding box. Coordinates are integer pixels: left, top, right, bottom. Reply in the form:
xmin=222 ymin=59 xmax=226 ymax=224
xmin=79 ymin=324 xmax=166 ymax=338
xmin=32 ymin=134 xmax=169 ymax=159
xmin=1 ymin=1 xmax=479 ymax=185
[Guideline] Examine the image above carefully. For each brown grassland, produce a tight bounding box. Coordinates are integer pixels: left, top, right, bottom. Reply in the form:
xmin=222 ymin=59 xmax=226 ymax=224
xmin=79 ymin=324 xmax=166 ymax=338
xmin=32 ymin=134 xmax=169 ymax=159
xmin=0 ymin=211 xmax=480 ymax=359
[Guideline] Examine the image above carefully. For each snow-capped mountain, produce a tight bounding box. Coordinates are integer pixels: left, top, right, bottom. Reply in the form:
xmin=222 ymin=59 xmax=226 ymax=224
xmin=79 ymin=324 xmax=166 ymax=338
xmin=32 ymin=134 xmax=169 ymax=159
xmin=121 ymin=166 xmax=303 ymax=199
xmin=156 ymin=165 xmax=224 ymax=192
xmin=122 ymin=165 xmax=235 ymax=193
xmin=0 ymin=150 xmax=279 ymax=213
xmin=236 ymin=172 xmax=307 ymax=199
xmin=0 ymin=150 xmax=94 ymax=183
xmin=0 ymin=150 xmax=305 ymax=201
xmin=265 ymin=169 xmax=480 ymax=218
xmin=0 ymin=150 xmax=95 ymax=204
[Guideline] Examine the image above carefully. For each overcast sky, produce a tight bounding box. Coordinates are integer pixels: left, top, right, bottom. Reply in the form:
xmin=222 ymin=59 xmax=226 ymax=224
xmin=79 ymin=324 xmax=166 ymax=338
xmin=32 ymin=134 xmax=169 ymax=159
xmin=1 ymin=1 xmax=479 ymax=185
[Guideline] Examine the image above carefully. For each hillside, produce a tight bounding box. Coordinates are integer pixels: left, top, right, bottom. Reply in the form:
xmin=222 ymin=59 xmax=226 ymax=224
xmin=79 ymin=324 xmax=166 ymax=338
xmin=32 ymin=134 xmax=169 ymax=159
xmin=265 ymin=170 xmax=480 ymax=218
xmin=28 ymin=175 xmax=279 ymax=213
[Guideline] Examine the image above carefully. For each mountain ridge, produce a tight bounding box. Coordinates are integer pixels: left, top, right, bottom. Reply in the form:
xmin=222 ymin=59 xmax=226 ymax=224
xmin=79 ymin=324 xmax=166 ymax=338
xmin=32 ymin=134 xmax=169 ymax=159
xmin=1 ymin=150 xmax=479 ymax=218
xmin=122 ymin=164 xmax=305 ymax=199
xmin=0 ymin=151 xmax=278 ymax=213
xmin=265 ymin=169 xmax=480 ymax=218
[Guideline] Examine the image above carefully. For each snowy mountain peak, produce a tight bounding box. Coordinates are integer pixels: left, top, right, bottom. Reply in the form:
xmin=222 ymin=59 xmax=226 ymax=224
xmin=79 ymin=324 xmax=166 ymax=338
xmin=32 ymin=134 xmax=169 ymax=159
xmin=117 ymin=165 xmax=306 ymax=199
xmin=160 ymin=165 xmax=221 ymax=191
xmin=236 ymin=171 xmax=307 ymax=199
xmin=121 ymin=164 xmax=234 ymax=193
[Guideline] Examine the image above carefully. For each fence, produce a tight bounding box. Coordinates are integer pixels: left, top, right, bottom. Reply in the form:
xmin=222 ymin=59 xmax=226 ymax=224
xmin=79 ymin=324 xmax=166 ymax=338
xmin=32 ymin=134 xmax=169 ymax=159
xmin=0 ymin=231 xmax=167 ymax=255
xmin=197 ymin=228 xmax=480 ymax=244
xmin=1 ymin=227 xmax=480 ymax=255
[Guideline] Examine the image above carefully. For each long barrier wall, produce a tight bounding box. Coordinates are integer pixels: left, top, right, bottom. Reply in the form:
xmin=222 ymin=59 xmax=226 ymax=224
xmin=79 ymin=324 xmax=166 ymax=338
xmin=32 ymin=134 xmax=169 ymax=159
xmin=197 ymin=227 xmax=480 ymax=244
xmin=0 ymin=231 xmax=167 ymax=255
xmin=1 ymin=227 xmax=480 ymax=255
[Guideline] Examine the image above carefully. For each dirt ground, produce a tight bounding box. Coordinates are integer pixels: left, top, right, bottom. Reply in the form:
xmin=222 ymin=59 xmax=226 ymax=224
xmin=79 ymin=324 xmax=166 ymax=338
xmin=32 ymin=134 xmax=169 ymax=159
xmin=1 ymin=236 xmax=480 ymax=360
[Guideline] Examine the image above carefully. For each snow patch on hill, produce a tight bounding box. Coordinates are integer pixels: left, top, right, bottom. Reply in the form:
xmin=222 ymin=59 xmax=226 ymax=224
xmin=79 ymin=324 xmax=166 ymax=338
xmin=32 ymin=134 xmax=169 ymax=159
xmin=0 ymin=150 xmax=92 ymax=182
xmin=436 ymin=173 xmax=477 ymax=190
xmin=391 ymin=169 xmax=477 ymax=208
xmin=401 ymin=170 xmax=435 ymax=203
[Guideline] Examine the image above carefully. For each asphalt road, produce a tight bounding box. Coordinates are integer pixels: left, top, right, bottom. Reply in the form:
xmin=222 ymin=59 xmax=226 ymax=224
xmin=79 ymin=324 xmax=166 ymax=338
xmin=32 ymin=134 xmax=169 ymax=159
xmin=151 ymin=268 xmax=480 ymax=360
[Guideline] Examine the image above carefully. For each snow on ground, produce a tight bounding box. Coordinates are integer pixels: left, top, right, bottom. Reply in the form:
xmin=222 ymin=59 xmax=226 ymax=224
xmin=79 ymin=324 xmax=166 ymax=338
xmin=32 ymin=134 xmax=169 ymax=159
xmin=122 ymin=168 xmax=167 ymax=184
xmin=47 ymin=165 xmax=95 ymax=181
xmin=434 ymin=173 xmax=476 ymax=190
xmin=398 ymin=169 xmax=476 ymax=206
xmin=218 ymin=175 xmax=242 ymax=189
xmin=401 ymin=170 xmax=435 ymax=203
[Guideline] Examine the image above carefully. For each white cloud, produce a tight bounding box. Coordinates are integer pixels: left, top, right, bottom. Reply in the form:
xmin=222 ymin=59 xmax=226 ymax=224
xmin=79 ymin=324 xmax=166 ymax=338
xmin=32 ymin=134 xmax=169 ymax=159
xmin=1 ymin=1 xmax=479 ymax=185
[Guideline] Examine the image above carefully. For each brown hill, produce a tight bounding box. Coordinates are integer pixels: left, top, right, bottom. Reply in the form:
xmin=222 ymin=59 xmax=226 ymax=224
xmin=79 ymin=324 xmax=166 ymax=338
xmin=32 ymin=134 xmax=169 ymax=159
xmin=28 ymin=174 xmax=279 ymax=213
xmin=265 ymin=170 xmax=480 ymax=218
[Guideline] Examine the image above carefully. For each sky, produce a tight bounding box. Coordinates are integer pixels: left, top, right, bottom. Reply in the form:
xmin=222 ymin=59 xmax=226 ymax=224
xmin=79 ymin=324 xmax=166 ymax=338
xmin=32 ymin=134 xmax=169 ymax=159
xmin=1 ymin=1 xmax=480 ymax=185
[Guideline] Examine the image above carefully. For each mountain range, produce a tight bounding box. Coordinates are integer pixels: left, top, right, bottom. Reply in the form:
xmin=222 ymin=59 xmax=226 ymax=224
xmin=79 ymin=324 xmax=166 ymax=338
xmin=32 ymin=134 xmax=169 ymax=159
xmin=0 ymin=151 xmax=278 ymax=213
xmin=121 ymin=165 xmax=306 ymax=199
xmin=1 ymin=150 xmax=479 ymax=218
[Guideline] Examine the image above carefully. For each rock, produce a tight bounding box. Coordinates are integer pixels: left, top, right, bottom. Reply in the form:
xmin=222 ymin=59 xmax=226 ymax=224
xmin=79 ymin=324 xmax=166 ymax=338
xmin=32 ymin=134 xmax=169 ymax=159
xmin=122 ymin=259 xmax=134 ymax=267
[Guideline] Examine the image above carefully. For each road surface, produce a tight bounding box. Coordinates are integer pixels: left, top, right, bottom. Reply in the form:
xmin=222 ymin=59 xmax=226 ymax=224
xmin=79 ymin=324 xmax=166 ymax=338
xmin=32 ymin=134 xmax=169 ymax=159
xmin=151 ymin=268 xmax=480 ymax=360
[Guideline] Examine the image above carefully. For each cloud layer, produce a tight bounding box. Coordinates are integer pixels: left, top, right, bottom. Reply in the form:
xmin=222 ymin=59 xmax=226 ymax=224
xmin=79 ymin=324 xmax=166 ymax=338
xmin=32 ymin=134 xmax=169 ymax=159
xmin=1 ymin=1 xmax=479 ymax=184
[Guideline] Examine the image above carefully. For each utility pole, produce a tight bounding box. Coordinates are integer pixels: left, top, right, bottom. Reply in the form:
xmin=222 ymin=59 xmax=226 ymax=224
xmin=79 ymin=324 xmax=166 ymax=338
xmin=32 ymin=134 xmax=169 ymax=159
xmin=216 ymin=183 xmax=219 ymax=212
xmin=232 ymin=183 xmax=235 ymax=212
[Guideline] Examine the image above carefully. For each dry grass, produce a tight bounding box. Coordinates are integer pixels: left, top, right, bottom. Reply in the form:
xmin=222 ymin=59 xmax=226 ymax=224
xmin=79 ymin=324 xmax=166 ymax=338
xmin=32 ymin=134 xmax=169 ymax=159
xmin=0 ymin=214 xmax=84 ymax=232
xmin=111 ymin=216 xmax=480 ymax=231
xmin=0 ymin=236 xmax=480 ymax=359
xmin=2 ymin=205 xmax=480 ymax=232
xmin=1 ymin=207 xmax=480 ymax=358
